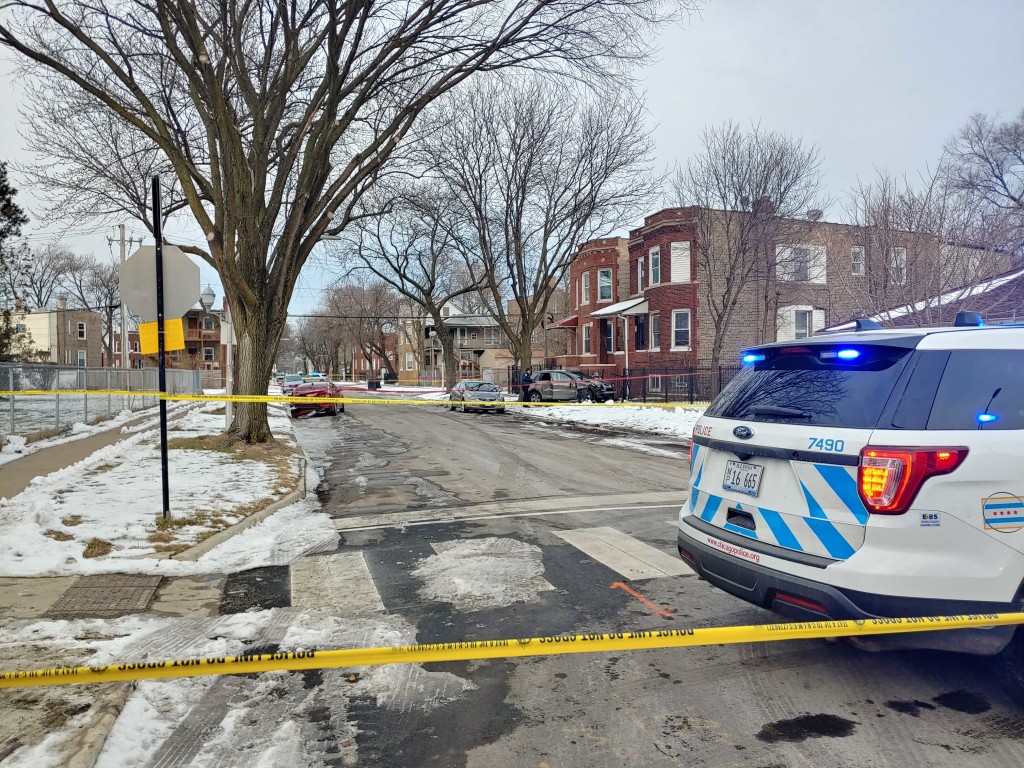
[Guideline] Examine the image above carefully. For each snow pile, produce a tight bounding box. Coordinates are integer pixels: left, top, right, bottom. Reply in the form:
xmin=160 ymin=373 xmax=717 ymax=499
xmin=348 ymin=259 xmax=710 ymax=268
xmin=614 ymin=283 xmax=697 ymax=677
xmin=413 ymin=536 xmax=552 ymax=611
xmin=519 ymin=403 xmax=704 ymax=439
xmin=1 ymin=434 xmax=27 ymax=454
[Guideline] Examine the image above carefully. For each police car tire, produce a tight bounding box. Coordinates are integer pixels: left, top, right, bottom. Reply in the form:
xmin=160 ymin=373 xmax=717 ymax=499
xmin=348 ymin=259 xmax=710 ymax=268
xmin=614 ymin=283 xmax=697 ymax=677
xmin=998 ymin=629 xmax=1024 ymax=704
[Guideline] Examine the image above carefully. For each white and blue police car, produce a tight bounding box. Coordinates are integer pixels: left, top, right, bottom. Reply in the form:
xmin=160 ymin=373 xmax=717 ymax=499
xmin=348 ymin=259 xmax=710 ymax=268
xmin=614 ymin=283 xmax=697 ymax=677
xmin=677 ymin=313 xmax=1024 ymax=694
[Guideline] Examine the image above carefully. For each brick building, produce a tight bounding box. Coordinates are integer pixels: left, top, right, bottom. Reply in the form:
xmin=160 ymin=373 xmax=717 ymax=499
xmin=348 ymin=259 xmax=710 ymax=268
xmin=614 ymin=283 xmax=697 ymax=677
xmin=556 ymin=206 xmax=970 ymax=383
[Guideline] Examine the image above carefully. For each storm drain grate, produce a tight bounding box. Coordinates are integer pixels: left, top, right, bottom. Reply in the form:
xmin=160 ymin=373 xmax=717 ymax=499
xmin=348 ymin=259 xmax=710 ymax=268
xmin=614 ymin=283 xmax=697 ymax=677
xmin=44 ymin=574 xmax=163 ymax=619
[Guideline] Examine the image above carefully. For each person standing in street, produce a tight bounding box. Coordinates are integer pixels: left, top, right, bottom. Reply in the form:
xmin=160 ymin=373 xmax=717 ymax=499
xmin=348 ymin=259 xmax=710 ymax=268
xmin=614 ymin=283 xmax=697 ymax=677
xmin=520 ymin=367 xmax=533 ymax=401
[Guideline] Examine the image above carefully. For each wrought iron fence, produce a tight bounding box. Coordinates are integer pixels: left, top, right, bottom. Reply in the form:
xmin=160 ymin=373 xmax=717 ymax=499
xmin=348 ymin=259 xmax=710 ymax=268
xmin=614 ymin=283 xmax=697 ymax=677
xmin=1 ymin=363 xmax=202 ymax=440
xmin=507 ymin=364 xmax=741 ymax=403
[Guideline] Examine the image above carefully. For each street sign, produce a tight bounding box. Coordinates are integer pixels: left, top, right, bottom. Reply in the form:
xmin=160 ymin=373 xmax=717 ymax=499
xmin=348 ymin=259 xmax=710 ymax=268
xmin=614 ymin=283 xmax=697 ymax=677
xmin=119 ymin=245 xmax=200 ymax=322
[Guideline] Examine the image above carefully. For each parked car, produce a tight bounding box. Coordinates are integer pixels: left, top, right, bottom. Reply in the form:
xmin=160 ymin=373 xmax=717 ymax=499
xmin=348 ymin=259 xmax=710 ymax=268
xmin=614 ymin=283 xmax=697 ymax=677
xmin=304 ymin=372 xmax=328 ymax=383
xmin=448 ymin=380 xmax=506 ymax=413
xmin=281 ymin=374 xmax=304 ymax=394
xmin=289 ymin=381 xmax=344 ymax=418
xmin=526 ymin=369 xmax=614 ymax=403
xmin=676 ymin=317 xmax=1024 ymax=696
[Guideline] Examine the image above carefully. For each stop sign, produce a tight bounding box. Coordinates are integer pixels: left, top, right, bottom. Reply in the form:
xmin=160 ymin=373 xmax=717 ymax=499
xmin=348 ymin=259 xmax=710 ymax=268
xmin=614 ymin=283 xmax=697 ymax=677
xmin=119 ymin=245 xmax=201 ymax=321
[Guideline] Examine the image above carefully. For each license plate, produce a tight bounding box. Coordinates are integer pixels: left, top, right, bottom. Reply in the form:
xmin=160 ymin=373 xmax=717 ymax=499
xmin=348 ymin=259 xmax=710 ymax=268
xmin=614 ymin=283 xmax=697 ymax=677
xmin=723 ymin=460 xmax=763 ymax=497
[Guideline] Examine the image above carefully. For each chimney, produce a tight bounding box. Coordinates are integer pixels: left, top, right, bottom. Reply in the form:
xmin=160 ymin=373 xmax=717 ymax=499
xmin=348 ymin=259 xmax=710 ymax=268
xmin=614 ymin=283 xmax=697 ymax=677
xmin=59 ymin=295 xmax=68 ymax=310
xmin=14 ymin=297 xmax=22 ymax=311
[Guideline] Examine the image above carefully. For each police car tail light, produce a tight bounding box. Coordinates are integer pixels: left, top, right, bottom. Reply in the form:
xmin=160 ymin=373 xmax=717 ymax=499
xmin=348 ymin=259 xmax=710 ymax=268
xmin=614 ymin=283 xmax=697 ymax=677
xmin=858 ymin=447 xmax=968 ymax=514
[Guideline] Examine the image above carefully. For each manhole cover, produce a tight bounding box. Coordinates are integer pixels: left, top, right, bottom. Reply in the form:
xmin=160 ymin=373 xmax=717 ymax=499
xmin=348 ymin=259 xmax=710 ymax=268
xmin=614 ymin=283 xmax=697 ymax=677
xmin=44 ymin=574 xmax=163 ymax=619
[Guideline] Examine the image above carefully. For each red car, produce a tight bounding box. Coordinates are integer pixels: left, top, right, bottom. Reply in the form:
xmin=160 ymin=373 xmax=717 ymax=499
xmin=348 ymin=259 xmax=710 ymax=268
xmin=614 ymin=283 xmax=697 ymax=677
xmin=289 ymin=381 xmax=345 ymax=418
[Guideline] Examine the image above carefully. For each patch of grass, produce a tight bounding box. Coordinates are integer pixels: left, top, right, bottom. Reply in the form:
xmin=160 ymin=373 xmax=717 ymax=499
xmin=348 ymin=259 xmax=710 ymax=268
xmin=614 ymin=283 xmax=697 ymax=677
xmin=44 ymin=529 xmax=74 ymax=542
xmin=166 ymin=434 xmax=237 ymax=452
xmin=25 ymin=427 xmax=66 ymax=444
xmin=153 ymin=543 xmax=189 ymax=554
xmin=148 ymin=531 xmax=175 ymax=544
xmin=90 ymin=463 xmax=118 ymax=473
xmin=83 ymin=538 xmax=113 ymax=558
xmin=61 ymin=515 xmax=83 ymax=526
xmin=156 ymin=512 xmax=213 ymax=531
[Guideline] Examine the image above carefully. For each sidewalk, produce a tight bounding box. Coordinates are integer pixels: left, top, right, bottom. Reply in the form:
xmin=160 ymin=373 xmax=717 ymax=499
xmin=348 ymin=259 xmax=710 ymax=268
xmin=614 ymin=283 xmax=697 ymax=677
xmin=0 ymin=403 xmax=324 ymax=768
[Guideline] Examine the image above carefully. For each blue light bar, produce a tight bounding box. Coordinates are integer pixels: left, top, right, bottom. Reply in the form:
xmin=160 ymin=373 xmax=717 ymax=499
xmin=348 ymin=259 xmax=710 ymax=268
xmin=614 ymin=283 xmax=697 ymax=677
xmin=977 ymin=413 xmax=999 ymax=424
xmin=836 ymin=348 xmax=861 ymax=360
xmin=741 ymin=352 xmax=765 ymax=365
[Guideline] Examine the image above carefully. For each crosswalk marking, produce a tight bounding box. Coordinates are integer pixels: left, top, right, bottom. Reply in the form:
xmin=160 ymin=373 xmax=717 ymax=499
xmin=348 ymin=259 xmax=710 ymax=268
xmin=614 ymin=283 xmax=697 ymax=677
xmin=290 ymin=552 xmax=385 ymax=615
xmin=555 ymin=526 xmax=695 ymax=579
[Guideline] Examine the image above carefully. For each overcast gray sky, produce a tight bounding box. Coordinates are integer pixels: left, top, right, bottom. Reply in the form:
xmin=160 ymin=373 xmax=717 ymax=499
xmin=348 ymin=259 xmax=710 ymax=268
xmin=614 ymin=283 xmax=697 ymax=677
xmin=1 ymin=0 xmax=1022 ymax=314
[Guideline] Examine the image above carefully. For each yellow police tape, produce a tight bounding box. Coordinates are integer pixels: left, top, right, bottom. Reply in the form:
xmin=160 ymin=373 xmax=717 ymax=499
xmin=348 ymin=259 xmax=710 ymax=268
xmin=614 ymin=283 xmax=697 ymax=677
xmin=1 ymin=613 xmax=1019 ymax=689
xmin=0 ymin=390 xmax=707 ymax=408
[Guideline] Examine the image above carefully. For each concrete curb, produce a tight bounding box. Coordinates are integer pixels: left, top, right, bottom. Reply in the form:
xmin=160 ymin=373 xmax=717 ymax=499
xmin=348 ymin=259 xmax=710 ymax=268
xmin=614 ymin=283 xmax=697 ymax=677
xmin=64 ymin=682 xmax=136 ymax=768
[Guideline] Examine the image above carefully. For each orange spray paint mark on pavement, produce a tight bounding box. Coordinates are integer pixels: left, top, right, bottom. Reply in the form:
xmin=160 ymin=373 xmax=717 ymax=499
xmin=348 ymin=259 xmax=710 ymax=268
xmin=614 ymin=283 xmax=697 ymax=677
xmin=610 ymin=582 xmax=676 ymax=619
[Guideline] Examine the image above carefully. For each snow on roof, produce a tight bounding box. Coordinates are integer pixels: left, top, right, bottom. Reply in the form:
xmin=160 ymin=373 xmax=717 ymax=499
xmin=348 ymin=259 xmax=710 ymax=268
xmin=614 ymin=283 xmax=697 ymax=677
xmin=824 ymin=266 xmax=1024 ymax=332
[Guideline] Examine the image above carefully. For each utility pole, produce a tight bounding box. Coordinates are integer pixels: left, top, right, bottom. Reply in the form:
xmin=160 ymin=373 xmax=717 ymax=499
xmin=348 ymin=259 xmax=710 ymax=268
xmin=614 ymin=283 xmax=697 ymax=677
xmin=108 ymin=224 xmax=143 ymax=368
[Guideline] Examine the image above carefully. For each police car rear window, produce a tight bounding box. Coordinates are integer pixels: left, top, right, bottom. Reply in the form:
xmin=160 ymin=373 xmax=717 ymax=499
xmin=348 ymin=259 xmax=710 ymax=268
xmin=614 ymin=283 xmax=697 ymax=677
xmin=706 ymin=345 xmax=913 ymax=428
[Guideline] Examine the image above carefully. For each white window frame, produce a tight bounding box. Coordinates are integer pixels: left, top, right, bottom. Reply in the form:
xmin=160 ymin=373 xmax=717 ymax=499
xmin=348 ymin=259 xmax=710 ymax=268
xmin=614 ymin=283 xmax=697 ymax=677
xmin=582 ymin=272 xmax=591 ymax=305
xmin=582 ymin=323 xmax=592 ymax=354
xmin=649 ymin=246 xmax=661 ymax=286
xmin=77 ymin=322 xmax=87 ymax=340
xmin=777 ymin=305 xmax=825 ymax=342
xmin=650 ymin=311 xmax=660 ymax=351
xmin=203 ymin=346 xmax=215 ymax=361
xmin=597 ymin=268 xmax=613 ymax=302
xmin=776 ymin=244 xmax=827 ymax=284
xmin=670 ymin=241 xmax=691 ymax=283
xmin=670 ymin=309 xmax=691 ymax=350
xmin=405 ymin=351 xmax=414 ymax=370
xmin=637 ymin=257 xmax=645 ymax=291
xmin=114 ymin=339 xmax=120 ymax=353
xmin=889 ymin=247 xmax=907 ymax=285
xmin=648 ymin=375 xmax=662 ymax=392
xmin=133 ymin=341 xmax=140 ymax=353
xmin=851 ymin=246 xmax=865 ymax=276
xmin=77 ymin=349 xmax=87 ymax=367
xmin=794 ymin=309 xmax=813 ymax=340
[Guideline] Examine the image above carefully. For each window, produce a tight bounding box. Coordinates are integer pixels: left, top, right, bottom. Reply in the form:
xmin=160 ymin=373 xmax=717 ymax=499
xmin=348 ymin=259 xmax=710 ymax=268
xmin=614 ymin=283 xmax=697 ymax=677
xmin=706 ymin=345 xmax=913 ymax=429
xmin=794 ymin=309 xmax=812 ymax=339
xmin=442 ymin=306 xmax=450 ymax=317
xmin=457 ymin=328 xmax=467 ymax=345
xmin=485 ymin=327 xmax=500 ymax=346
xmin=405 ymin=351 xmax=414 ymax=370
xmin=649 ymin=375 xmax=662 ymax=392
xmin=77 ymin=350 xmax=87 ymax=367
xmin=670 ymin=242 xmax=691 ymax=283
xmin=203 ymin=316 xmax=214 ymax=330
xmin=889 ymin=247 xmax=907 ymax=285
xmin=133 ymin=341 xmax=140 ymax=353
xmin=115 ymin=339 xmax=120 ymax=353
xmin=615 ymin=318 xmax=625 ymax=352
xmin=582 ymin=272 xmax=591 ymax=305
xmin=915 ymin=351 xmax=1024 ymax=431
xmin=15 ymin=323 xmax=26 ymax=334
xmin=671 ymin=310 xmax=690 ymax=349
xmin=638 ymin=257 xmax=645 ymax=291
xmin=650 ymin=312 xmax=660 ymax=350
xmin=777 ymin=244 xmax=826 ymax=283
xmin=77 ymin=322 xmax=87 ymax=340
xmin=851 ymin=246 xmax=865 ymax=276
xmin=635 ymin=313 xmax=647 ymax=350
xmin=470 ymin=331 xmax=478 ymax=340
xmin=649 ymin=246 xmax=661 ymax=285
xmin=204 ymin=346 xmax=214 ymax=361
xmin=582 ymin=324 xmax=592 ymax=354
xmin=598 ymin=268 xmax=613 ymax=302
xmin=792 ymin=247 xmax=811 ymax=282
xmin=602 ymin=320 xmax=613 ymax=353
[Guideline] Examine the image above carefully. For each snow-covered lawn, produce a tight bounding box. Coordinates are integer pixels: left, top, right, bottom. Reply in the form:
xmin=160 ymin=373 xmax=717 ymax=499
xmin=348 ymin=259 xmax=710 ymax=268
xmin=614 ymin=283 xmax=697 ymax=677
xmin=0 ymin=404 xmax=337 ymax=578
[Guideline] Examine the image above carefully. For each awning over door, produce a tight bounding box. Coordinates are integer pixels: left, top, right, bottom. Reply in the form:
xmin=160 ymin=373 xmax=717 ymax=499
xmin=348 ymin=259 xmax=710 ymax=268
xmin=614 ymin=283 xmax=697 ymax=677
xmin=590 ymin=297 xmax=649 ymax=317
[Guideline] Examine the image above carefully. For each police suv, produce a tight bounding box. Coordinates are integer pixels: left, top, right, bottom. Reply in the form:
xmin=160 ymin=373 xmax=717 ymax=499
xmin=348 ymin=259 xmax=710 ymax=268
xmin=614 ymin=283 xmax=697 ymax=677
xmin=677 ymin=316 xmax=1024 ymax=691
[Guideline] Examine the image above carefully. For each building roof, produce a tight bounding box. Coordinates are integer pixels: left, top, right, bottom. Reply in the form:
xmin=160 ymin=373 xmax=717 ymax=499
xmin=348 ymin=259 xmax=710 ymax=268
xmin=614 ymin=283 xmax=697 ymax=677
xmin=825 ymin=266 xmax=1024 ymax=332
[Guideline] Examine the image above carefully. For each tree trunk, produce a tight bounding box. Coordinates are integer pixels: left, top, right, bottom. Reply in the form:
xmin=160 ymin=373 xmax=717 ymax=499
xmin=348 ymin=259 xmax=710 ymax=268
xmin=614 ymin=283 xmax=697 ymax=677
xmin=226 ymin=293 xmax=276 ymax=443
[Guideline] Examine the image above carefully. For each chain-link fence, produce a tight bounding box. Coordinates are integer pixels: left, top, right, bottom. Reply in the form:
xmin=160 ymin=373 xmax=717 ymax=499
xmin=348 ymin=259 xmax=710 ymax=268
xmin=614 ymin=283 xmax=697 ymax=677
xmin=1 ymin=363 xmax=203 ymax=440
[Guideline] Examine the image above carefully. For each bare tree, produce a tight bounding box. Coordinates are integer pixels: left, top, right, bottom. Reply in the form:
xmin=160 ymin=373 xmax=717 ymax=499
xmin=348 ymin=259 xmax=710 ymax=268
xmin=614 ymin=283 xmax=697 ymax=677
xmin=672 ymin=122 xmax=828 ymax=371
xmin=0 ymin=242 xmax=70 ymax=310
xmin=325 ymin=282 xmax=402 ymax=379
xmin=420 ymin=76 xmax=658 ymax=369
xmin=945 ymin=110 xmax=1024 ymax=255
xmin=337 ymin=184 xmax=486 ymax=388
xmin=831 ymin=168 xmax=1014 ymax=325
xmin=1 ymin=0 xmax=688 ymax=443
xmin=61 ymin=254 xmax=121 ymax=363
xmin=0 ymin=161 xmax=29 ymax=362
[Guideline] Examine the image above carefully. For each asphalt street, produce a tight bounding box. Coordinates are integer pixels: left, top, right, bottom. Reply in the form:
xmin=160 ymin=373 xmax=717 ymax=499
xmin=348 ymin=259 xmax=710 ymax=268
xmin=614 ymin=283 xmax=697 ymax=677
xmin=189 ymin=405 xmax=1024 ymax=766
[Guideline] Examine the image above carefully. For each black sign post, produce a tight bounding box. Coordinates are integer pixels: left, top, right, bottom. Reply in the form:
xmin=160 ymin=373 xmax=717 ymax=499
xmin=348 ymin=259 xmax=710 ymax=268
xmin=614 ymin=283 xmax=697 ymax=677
xmin=153 ymin=175 xmax=171 ymax=520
